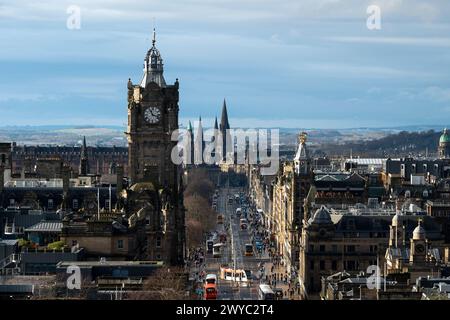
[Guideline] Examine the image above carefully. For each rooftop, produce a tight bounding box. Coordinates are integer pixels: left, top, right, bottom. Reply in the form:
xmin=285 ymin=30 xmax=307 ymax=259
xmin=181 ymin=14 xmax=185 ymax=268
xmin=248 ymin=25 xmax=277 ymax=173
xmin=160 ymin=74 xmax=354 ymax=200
xmin=24 ymin=221 xmax=63 ymax=233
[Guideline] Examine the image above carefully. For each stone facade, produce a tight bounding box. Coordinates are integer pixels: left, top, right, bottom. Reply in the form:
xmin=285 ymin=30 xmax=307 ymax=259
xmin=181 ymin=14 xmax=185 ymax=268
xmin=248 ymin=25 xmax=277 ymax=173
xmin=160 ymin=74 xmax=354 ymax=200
xmin=124 ymin=31 xmax=185 ymax=265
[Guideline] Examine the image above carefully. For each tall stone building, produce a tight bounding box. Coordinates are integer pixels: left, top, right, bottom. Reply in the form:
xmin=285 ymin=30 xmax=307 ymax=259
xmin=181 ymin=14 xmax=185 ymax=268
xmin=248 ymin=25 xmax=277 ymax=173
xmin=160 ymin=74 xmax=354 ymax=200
xmin=125 ymin=30 xmax=185 ymax=265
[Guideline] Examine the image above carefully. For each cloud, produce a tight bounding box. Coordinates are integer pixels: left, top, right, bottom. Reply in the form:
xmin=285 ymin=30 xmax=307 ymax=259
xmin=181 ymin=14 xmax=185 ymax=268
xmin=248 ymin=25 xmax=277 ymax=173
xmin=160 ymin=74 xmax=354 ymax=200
xmin=1 ymin=0 xmax=449 ymax=24
xmin=326 ymin=36 xmax=450 ymax=47
xmin=423 ymin=87 xmax=450 ymax=103
xmin=300 ymin=63 xmax=436 ymax=79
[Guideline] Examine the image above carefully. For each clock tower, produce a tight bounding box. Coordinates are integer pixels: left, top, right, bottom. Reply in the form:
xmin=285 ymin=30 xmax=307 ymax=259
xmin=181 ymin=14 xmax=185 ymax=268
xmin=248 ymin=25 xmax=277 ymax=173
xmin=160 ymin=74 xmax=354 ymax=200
xmin=125 ymin=30 xmax=185 ymax=265
xmin=410 ymin=219 xmax=427 ymax=264
xmin=126 ymin=29 xmax=179 ymax=187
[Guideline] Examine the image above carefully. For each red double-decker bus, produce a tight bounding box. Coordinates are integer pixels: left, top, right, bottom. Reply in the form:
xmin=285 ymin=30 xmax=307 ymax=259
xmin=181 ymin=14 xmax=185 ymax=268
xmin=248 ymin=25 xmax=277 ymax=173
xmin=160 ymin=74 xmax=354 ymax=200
xmin=204 ymin=282 xmax=217 ymax=300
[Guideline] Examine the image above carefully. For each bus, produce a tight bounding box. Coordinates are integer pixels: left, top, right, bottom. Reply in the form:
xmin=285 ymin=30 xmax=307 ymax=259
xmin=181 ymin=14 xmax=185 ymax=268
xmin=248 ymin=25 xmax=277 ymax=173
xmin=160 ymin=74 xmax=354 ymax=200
xmin=217 ymin=214 xmax=224 ymax=224
xmin=258 ymin=284 xmax=275 ymax=300
xmin=213 ymin=243 xmax=222 ymax=258
xmin=244 ymin=243 xmax=253 ymax=256
xmin=206 ymin=240 xmax=214 ymax=254
xmin=204 ymin=283 xmax=217 ymax=300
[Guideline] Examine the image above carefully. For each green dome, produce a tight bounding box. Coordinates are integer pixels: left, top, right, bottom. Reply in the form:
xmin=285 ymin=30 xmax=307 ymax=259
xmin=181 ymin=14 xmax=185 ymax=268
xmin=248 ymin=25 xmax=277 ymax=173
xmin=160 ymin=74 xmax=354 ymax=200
xmin=440 ymin=129 xmax=450 ymax=144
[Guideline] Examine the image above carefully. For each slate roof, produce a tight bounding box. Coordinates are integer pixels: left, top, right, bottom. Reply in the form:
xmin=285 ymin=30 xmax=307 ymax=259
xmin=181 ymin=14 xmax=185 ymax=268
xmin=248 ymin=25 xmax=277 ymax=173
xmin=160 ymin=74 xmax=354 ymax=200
xmin=24 ymin=221 xmax=62 ymax=233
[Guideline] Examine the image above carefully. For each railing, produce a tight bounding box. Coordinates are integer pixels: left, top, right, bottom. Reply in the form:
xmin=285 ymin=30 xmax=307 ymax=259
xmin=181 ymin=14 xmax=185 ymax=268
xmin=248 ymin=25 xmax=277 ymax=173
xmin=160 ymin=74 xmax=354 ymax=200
xmin=0 ymin=253 xmax=21 ymax=275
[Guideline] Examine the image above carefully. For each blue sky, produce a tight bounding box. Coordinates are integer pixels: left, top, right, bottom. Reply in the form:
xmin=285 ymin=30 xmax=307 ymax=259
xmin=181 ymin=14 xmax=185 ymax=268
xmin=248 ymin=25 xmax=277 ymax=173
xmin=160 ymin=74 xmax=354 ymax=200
xmin=0 ymin=0 xmax=450 ymax=129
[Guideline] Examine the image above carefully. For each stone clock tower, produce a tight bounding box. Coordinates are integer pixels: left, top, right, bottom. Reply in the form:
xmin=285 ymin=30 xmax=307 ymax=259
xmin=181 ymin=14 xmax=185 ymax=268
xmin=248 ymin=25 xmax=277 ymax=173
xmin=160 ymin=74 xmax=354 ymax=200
xmin=126 ymin=30 xmax=179 ymax=188
xmin=125 ymin=30 xmax=185 ymax=265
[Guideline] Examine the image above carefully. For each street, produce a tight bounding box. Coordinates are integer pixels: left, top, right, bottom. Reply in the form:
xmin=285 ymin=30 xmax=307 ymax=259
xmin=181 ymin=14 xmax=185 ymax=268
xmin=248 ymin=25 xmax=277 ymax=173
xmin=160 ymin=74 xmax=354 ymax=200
xmin=202 ymin=186 xmax=270 ymax=300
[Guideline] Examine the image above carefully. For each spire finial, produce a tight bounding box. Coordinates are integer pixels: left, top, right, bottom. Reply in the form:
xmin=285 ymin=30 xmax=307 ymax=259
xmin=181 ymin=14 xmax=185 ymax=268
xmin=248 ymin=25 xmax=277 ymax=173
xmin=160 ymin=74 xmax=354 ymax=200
xmin=152 ymin=28 xmax=156 ymax=47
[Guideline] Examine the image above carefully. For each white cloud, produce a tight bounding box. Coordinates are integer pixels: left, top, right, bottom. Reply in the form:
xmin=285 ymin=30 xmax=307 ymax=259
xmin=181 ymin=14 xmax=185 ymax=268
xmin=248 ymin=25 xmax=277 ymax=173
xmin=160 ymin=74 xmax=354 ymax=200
xmin=300 ymin=63 xmax=436 ymax=79
xmin=326 ymin=36 xmax=450 ymax=47
xmin=1 ymin=0 xmax=449 ymax=23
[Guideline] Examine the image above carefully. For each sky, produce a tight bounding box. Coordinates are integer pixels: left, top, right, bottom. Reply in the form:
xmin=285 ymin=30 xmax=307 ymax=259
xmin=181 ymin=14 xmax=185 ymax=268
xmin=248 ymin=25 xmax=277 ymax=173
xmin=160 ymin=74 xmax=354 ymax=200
xmin=0 ymin=0 xmax=450 ymax=129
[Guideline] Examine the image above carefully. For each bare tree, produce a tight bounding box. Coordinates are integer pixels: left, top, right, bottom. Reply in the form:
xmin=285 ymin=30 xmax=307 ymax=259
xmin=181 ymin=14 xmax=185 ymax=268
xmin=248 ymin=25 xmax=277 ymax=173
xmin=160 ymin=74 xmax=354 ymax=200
xmin=126 ymin=267 xmax=189 ymax=300
xmin=184 ymin=168 xmax=217 ymax=248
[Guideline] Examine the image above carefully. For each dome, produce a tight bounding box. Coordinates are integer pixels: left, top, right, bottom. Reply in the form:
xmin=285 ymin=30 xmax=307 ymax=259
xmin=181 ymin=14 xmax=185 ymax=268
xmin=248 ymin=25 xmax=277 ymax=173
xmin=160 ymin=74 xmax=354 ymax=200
xmin=140 ymin=29 xmax=166 ymax=88
xmin=308 ymin=206 xmax=332 ymax=225
xmin=412 ymin=220 xmax=426 ymax=240
xmin=439 ymin=128 xmax=450 ymax=144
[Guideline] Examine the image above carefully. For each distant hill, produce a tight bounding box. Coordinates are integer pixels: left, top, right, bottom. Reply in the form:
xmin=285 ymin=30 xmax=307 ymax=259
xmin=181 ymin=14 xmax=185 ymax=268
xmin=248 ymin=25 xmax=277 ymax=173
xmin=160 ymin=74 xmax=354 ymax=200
xmin=316 ymin=130 xmax=442 ymax=158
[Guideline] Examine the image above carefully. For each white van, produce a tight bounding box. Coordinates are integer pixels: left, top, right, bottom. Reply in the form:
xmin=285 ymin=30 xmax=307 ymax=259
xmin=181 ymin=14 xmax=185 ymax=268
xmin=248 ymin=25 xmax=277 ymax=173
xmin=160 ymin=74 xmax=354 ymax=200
xmin=205 ymin=274 xmax=217 ymax=285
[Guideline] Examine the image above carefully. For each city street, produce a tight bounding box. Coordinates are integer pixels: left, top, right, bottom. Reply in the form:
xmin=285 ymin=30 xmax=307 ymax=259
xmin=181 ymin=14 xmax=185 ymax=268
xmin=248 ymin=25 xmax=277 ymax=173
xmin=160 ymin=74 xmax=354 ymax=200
xmin=202 ymin=186 xmax=270 ymax=300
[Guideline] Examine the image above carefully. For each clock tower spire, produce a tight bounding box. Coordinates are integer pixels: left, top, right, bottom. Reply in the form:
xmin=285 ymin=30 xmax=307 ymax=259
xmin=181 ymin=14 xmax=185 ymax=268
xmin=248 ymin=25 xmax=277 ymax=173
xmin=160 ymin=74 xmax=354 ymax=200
xmin=125 ymin=30 xmax=184 ymax=265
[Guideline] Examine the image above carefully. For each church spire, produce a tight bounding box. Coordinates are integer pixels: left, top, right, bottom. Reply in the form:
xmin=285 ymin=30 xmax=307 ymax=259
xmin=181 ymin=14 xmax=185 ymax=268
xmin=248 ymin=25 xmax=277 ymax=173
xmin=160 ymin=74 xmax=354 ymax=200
xmin=194 ymin=116 xmax=204 ymax=165
xmin=214 ymin=116 xmax=218 ymax=130
xmin=79 ymin=136 xmax=89 ymax=176
xmin=220 ymin=98 xmax=230 ymax=131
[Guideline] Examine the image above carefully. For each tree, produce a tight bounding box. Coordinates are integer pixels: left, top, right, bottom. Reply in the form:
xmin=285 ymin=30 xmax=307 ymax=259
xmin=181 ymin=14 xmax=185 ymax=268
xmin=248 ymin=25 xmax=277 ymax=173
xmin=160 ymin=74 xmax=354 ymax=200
xmin=183 ymin=168 xmax=217 ymax=248
xmin=126 ymin=267 xmax=189 ymax=300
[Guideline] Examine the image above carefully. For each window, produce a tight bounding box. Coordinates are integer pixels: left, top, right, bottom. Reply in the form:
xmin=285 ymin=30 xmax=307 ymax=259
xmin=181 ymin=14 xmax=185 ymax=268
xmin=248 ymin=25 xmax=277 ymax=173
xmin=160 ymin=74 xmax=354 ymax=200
xmin=156 ymin=236 xmax=162 ymax=248
xmin=309 ymin=245 xmax=314 ymax=252
xmin=370 ymin=245 xmax=378 ymax=253
xmin=319 ymin=261 xmax=325 ymax=270
xmin=332 ymin=260 xmax=337 ymax=270
xmin=332 ymin=245 xmax=338 ymax=253
xmin=117 ymin=239 xmax=124 ymax=249
xmin=346 ymin=245 xmax=356 ymax=253
xmin=73 ymin=199 xmax=79 ymax=209
xmin=319 ymin=245 xmax=325 ymax=253
xmin=48 ymin=199 xmax=53 ymax=210
xmin=105 ymin=199 xmax=111 ymax=210
xmin=310 ymin=260 xmax=314 ymax=270
xmin=345 ymin=260 xmax=356 ymax=271
xmin=9 ymin=199 xmax=15 ymax=206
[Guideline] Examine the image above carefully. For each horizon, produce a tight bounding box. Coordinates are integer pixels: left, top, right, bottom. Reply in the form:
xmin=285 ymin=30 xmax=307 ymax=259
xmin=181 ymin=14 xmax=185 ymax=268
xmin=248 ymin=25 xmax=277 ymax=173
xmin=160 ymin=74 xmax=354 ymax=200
xmin=1 ymin=1 xmax=450 ymax=128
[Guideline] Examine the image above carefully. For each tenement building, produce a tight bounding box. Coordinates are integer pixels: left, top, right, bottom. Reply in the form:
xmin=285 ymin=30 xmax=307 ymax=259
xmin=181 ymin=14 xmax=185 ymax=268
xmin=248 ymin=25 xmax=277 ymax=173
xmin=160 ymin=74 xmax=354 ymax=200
xmin=270 ymin=132 xmax=313 ymax=273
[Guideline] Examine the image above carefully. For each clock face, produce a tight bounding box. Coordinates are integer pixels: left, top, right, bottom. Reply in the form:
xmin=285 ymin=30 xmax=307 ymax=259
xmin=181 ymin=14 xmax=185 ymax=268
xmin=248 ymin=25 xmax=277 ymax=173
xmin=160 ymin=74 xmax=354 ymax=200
xmin=144 ymin=106 xmax=161 ymax=124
